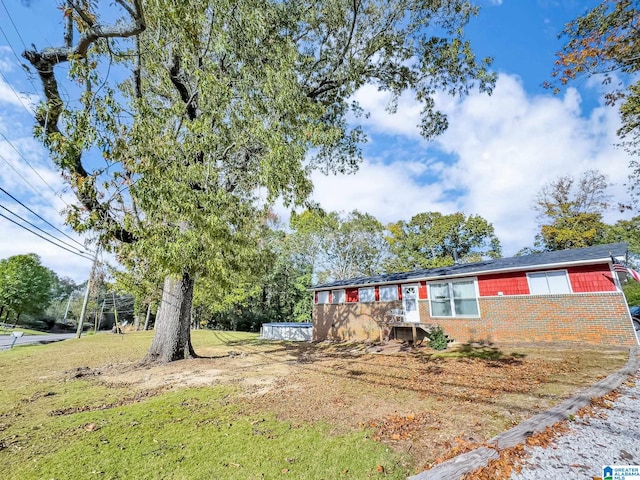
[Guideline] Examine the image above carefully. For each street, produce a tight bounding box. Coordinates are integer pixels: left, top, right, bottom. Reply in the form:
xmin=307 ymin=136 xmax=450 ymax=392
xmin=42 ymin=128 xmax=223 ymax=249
xmin=0 ymin=333 xmax=77 ymax=351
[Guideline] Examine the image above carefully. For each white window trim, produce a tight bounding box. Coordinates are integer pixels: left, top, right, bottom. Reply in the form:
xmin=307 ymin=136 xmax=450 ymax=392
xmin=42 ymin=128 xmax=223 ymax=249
xmin=331 ymin=289 xmax=346 ymax=304
xmin=358 ymin=287 xmax=375 ymax=303
xmin=316 ymin=291 xmax=329 ymax=304
xmin=526 ymin=270 xmax=572 ymax=295
xmin=427 ymin=278 xmax=480 ymax=318
xmin=378 ymin=285 xmax=399 ymax=302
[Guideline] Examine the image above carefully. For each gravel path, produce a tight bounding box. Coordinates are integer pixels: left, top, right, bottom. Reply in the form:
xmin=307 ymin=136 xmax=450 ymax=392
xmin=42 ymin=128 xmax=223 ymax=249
xmin=510 ymin=371 xmax=640 ymax=480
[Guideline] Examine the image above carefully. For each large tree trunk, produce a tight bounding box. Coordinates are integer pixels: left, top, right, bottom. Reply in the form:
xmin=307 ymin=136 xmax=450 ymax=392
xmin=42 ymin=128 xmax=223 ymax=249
xmin=143 ymin=270 xmax=197 ymax=363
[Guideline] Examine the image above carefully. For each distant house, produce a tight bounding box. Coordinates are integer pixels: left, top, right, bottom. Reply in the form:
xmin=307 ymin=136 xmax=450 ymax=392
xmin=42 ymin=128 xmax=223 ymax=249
xmin=311 ymin=243 xmax=639 ymax=347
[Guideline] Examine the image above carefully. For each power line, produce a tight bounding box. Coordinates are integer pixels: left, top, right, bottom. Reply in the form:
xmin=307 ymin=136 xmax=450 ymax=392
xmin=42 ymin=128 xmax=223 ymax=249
xmin=0 ymin=201 xmax=90 ymax=256
xmin=0 ymin=0 xmax=28 ymax=50
xmin=0 ymin=185 xmax=86 ymax=249
xmin=0 ymin=210 xmax=94 ymax=261
xmin=0 ymin=131 xmax=67 ymax=205
xmin=0 ymin=22 xmax=41 ymax=97
xmin=0 ymin=70 xmax=36 ymax=118
xmin=0 ymin=153 xmax=52 ymax=205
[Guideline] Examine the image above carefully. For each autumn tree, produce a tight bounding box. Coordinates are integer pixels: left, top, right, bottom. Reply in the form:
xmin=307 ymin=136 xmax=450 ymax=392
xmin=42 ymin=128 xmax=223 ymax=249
xmin=290 ymin=209 xmax=388 ymax=283
xmin=25 ymin=0 xmax=495 ymax=362
xmin=0 ymin=254 xmax=57 ymax=325
xmin=550 ymin=1 xmax=640 ymax=202
xmin=532 ymin=170 xmax=611 ymax=251
xmin=385 ymin=211 xmax=501 ymax=272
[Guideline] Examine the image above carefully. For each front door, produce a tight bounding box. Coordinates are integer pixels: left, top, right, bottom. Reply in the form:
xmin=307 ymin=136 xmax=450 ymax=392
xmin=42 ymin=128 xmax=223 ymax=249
xmin=402 ymin=284 xmax=420 ymax=323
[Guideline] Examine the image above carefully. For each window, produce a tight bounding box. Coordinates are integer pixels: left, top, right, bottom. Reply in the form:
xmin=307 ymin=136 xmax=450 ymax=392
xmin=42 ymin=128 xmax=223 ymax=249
xmin=527 ymin=271 xmax=571 ymax=294
xmin=359 ymin=287 xmax=375 ymax=303
xmin=379 ymin=285 xmax=398 ymax=302
xmin=428 ymin=279 xmax=479 ymax=317
xmin=316 ymin=291 xmax=329 ymax=304
xmin=331 ymin=289 xmax=346 ymax=304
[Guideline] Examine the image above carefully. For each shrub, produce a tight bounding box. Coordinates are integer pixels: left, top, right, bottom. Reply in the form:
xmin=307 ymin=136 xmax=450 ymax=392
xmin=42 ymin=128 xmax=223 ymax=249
xmin=428 ymin=326 xmax=448 ymax=350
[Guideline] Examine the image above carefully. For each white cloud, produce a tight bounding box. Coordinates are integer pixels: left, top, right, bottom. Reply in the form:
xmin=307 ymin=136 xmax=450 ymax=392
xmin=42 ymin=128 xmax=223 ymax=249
xmin=0 ymin=75 xmax=38 ymax=113
xmin=310 ymin=158 xmax=458 ymax=224
xmin=352 ymin=84 xmax=424 ymax=140
xmin=310 ymin=73 xmax=636 ymax=256
xmin=0 ymin=129 xmax=93 ymax=283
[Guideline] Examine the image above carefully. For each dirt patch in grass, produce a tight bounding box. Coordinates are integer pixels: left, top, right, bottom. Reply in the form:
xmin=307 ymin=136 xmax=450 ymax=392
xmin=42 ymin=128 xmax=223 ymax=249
xmin=97 ymin=338 xmax=629 ymax=471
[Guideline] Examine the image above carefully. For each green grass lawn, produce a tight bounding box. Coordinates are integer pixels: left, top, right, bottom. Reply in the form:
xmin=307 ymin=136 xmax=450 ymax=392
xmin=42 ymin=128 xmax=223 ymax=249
xmin=0 ymin=326 xmax=47 ymax=335
xmin=0 ymin=331 xmax=407 ymax=479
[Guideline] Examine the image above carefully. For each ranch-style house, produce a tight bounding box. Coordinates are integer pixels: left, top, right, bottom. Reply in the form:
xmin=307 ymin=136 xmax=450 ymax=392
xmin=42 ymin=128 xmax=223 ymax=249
xmin=311 ymin=242 xmax=639 ymax=347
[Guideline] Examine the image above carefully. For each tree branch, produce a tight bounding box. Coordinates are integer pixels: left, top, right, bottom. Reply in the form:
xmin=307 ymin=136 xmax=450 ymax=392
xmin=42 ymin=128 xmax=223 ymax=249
xmin=167 ymin=53 xmax=198 ymax=121
xmin=22 ymin=0 xmax=145 ymax=245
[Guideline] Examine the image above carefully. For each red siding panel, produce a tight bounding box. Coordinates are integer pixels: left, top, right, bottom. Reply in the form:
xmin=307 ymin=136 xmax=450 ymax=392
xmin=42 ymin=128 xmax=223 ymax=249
xmin=478 ymin=272 xmax=529 ymax=296
xmin=346 ymin=288 xmax=359 ymax=303
xmin=418 ymin=281 xmax=427 ymax=299
xmin=568 ymin=264 xmax=617 ymax=292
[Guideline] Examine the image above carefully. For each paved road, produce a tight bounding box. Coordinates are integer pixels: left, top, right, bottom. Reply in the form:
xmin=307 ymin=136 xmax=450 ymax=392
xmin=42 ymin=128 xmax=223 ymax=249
xmin=0 ymin=333 xmax=76 ymax=351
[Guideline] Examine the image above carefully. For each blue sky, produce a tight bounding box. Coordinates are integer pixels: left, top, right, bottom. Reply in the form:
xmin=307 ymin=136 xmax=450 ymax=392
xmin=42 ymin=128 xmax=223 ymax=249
xmin=0 ymin=0 xmax=635 ymax=282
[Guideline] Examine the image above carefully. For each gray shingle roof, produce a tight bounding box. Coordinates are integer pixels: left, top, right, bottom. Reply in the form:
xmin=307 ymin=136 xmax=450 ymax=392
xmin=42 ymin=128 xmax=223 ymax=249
xmin=312 ymin=242 xmax=628 ymax=290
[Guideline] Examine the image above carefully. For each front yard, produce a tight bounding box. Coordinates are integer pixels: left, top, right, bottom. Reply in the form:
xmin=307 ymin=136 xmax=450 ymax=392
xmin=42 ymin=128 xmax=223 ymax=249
xmin=0 ymin=330 xmax=629 ymax=478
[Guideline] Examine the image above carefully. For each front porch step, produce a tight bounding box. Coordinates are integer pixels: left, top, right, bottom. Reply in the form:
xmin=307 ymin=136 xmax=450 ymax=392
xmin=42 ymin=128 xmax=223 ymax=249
xmin=391 ymin=324 xmax=430 ymax=343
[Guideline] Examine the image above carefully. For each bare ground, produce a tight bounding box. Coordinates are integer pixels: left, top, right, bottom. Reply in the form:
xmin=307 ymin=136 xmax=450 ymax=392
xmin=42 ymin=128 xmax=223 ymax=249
xmin=96 ymin=339 xmax=629 ymax=472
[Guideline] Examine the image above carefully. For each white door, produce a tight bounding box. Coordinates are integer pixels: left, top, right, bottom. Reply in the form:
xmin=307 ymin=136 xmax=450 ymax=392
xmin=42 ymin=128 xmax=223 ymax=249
xmin=402 ymin=284 xmax=420 ymax=323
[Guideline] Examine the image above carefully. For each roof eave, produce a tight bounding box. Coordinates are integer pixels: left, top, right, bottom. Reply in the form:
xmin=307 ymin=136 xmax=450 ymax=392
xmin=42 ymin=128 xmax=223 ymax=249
xmin=310 ymin=256 xmax=616 ymax=291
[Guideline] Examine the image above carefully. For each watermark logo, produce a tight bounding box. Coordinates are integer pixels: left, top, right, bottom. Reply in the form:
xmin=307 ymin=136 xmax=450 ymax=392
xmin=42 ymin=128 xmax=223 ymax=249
xmin=603 ymin=465 xmax=640 ymax=480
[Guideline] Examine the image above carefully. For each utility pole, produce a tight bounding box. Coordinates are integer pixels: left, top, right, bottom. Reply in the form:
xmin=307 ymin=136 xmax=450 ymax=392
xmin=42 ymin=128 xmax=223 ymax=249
xmin=94 ymin=299 xmax=105 ymax=333
xmin=76 ymin=248 xmax=99 ymax=339
xmin=62 ymin=293 xmax=73 ymax=324
xmin=143 ymin=303 xmax=151 ymax=331
xmin=112 ymin=291 xmax=122 ymax=335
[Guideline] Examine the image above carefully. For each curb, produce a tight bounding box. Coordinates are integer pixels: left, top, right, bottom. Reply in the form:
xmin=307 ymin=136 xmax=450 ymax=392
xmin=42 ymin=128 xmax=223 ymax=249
xmin=409 ymin=346 xmax=640 ymax=480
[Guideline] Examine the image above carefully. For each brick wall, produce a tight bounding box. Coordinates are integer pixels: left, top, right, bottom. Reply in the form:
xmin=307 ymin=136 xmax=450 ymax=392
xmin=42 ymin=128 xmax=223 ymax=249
xmin=423 ymin=292 xmax=638 ymax=347
xmin=313 ymin=301 xmax=401 ymax=342
xmin=313 ymin=292 xmax=638 ymax=347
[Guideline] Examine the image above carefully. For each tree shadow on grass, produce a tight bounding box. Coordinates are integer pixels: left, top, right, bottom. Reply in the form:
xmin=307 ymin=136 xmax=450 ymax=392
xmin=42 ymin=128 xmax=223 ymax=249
xmin=421 ymin=342 xmax=527 ymax=367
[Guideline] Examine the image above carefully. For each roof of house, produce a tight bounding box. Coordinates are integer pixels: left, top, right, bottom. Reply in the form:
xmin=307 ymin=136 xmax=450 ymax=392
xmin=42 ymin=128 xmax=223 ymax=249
xmin=312 ymin=242 xmax=628 ymax=290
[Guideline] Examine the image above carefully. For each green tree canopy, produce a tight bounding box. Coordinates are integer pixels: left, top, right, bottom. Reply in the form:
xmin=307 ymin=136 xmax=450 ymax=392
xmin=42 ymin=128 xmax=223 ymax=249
xmin=25 ymin=0 xmax=495 ymax=362
xmin=0 ymin=254 xmax=57 ymax=323
xmin=385 ymin=211 xmax=501 ymax=272
xmin=194 ymin=217 xmax=314 ymax=330
xmin=290 ymin=209 xmax=388 ymax=284
xmin=602 ymin=215 xmax=640 ymax=254
xmin=532 ymin=170 xmax=611 ymax=251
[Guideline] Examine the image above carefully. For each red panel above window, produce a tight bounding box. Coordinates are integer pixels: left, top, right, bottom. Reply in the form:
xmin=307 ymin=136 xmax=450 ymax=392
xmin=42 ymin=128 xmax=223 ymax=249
xmin=478 ymin=272 xmax=529 ymax=296
xmin=419 ymin=281 xmax=427 ymax=299
xmin=346 ymin=288 xmax=359 ymax=303
xmin=568 ymin=264 xmax=617 ymax=292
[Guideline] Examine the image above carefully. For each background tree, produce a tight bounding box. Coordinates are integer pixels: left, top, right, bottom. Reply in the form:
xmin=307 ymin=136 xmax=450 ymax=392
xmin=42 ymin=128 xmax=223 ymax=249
xmin=195 ymin=219 xmax=314 ymax=331
xmin=601 ymin=215 xmax=640 ymax=306
xmin=0 ymin=254 xmax=57 ymax=325
xmin=42 ymin=276 xmax=80 ymax=330
xmin=25 ymin=0 xmax=495 ymax=362
xmin=601 ymin=215 xmax=640 ymax=253
xmin=532 ymin=170 xmax=612 ymax=251
xmin=549 ymin=1 xmax=640 ymax=202
xmin=385 ymin=211 xmax=501 ymax=272
xmin=291 ymin=209 xmax=388 ymax=283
